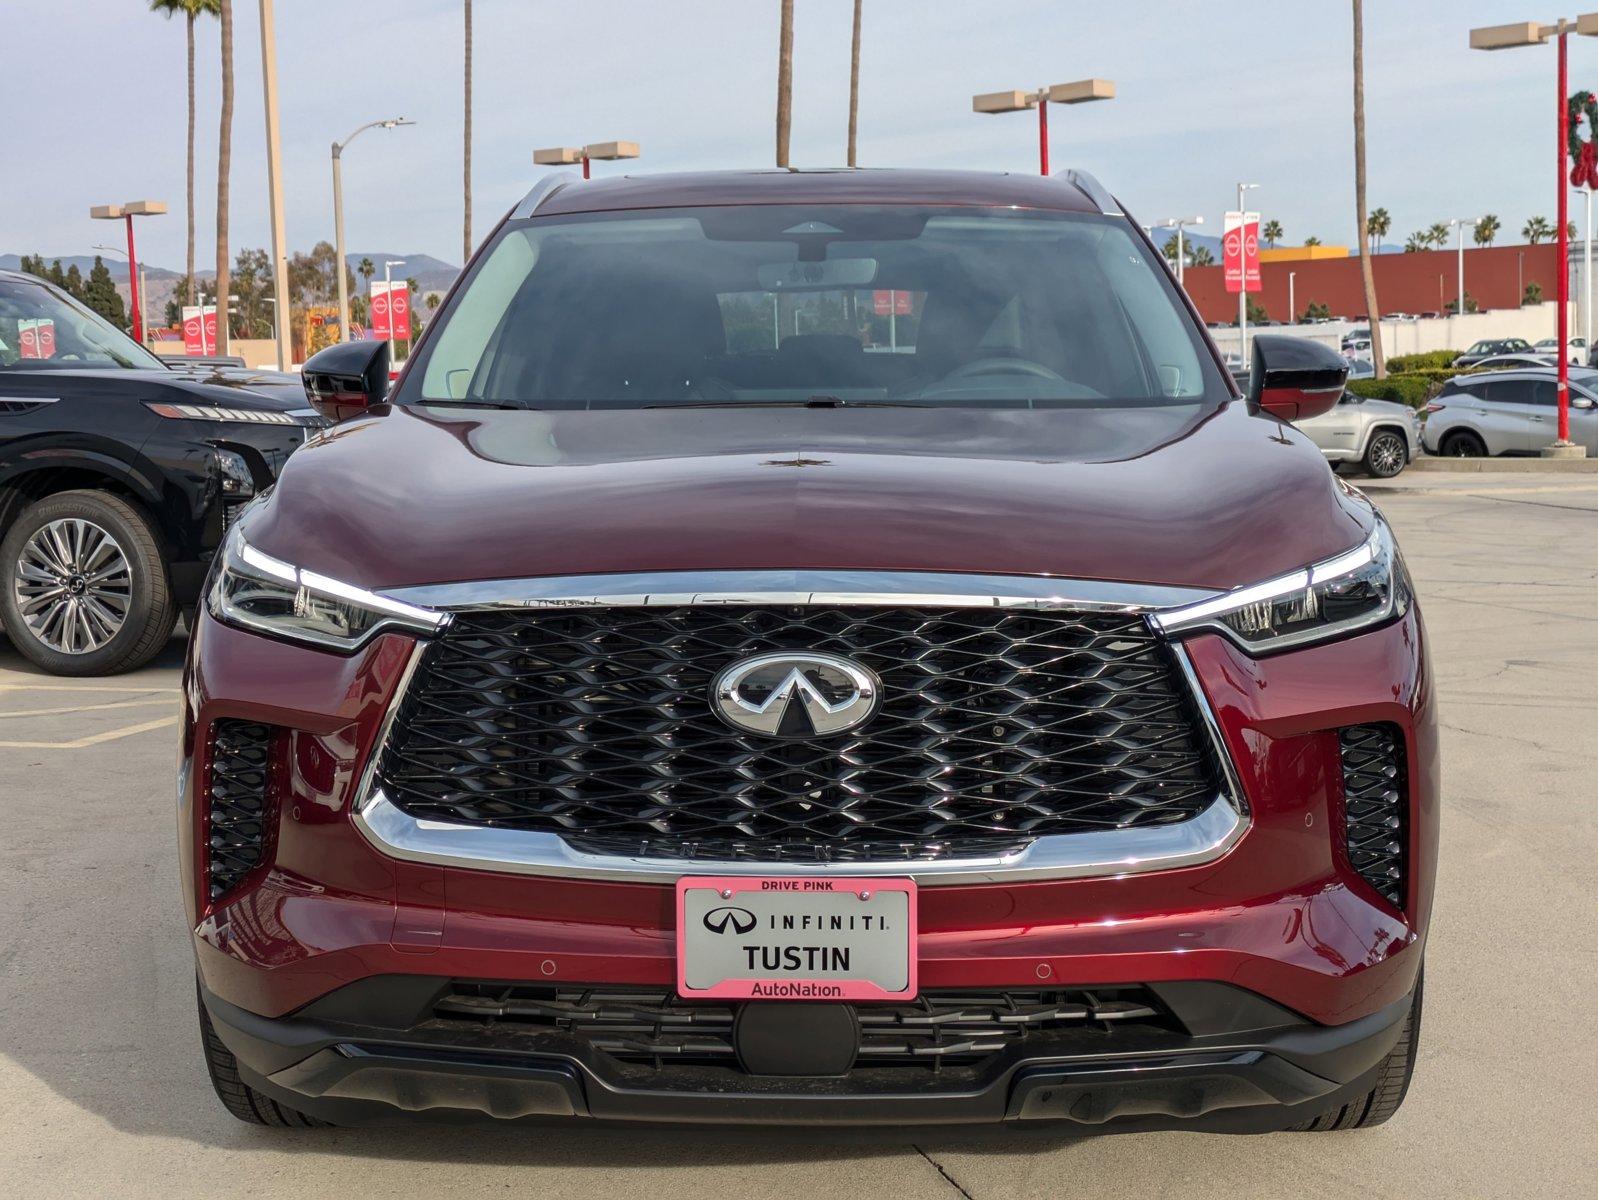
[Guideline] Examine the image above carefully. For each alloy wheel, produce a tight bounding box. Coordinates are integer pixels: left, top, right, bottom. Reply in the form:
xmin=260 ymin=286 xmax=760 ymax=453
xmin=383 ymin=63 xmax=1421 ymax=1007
xmin=12 ymin=518 xmax=133 ymax=654
xmin=1369 ymin=433 xmax=1406 ymax=477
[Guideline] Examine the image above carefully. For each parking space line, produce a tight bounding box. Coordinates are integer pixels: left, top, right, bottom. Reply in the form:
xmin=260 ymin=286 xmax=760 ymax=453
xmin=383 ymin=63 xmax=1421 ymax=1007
xmin=0 ymin=714 xmax=179 ymax=749
xmin=0 ymin=681 xmax=180 ymax=694
xmin=0 ymin=696 xmax=176 ymax=718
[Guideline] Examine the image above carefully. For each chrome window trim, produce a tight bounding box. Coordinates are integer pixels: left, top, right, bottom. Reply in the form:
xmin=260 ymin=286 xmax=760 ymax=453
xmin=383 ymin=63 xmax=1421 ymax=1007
xmin=510 ymin=171 xmax=579 ymax=220
xmin=379 ymin=569 xmax=1222 ymax=614
xmin=350 ymin=583 xmax=1250 ymax=885
xmin=353 ymin=789 xmax=1245 ymax=887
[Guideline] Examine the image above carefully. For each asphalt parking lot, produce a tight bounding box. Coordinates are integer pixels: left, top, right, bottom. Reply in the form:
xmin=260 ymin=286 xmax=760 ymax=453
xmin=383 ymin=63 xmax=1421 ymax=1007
xmin=1 ymin=472 xmax=1593 ymax=1198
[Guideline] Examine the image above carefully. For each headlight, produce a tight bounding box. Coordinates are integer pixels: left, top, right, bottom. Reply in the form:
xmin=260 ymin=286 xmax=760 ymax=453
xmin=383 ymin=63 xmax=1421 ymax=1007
xmin=209 ymin=527 xmax=445 ymax=651
xmin=1154 ymin=519 xmax=1410 ymax=654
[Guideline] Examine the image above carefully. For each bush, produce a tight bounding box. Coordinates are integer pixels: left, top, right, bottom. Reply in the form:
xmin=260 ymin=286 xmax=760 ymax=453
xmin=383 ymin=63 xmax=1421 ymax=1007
xmin=1347 ymin=375 xmax=1437 ymax=409
xmin=1387 ymin=350 xmax=1462 ymax=373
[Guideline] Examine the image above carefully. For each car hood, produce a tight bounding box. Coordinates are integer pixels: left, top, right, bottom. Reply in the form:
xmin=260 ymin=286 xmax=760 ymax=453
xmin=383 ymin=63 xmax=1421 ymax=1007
xmin=247 ymin=400 xmax=1374 ymax=594
xmin=8 ymin=366 xmax=310 ymax=411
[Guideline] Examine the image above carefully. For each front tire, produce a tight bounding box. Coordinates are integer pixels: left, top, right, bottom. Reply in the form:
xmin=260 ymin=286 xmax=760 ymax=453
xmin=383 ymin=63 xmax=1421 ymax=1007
xmin=0 ymin=490 xmax=176 ymax=675
xmin=1293 ymin=969 xmax=1423 ymax=1131
xmin=197 ymin=984 xmax=329 ymax=1128
xmin=1362 ymin=430 xmax=1408 ymax=478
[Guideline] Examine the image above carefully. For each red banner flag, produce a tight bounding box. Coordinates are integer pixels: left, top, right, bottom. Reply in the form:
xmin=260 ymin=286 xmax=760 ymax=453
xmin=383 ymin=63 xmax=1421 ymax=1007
xmin=370 ymin=281 xmax=412 ymax=340
xmin=181 ymin=306 xmax=218 ymax=356
xmin=18 ymin=319 xmax=56 ymax=359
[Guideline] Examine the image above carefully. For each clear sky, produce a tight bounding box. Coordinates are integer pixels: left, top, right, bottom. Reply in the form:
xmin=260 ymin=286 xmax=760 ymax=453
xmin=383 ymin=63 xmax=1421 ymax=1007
xmin=0 ymin=1 xmax=1588 ymax=270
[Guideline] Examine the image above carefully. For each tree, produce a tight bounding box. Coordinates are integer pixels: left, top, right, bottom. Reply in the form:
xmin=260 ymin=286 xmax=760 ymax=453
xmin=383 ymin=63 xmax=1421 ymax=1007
xmin=1445 ymin=293 xmax=1479 ymax=315
xmin=1367 ymin=206 xmax=1391 ymax=254
xmin=1187 ymin=245 xmax=1214 ymax=267
xmin=463 ymin=0 xmax=473 ymax=262
xmin=1262 ymin=219 xmax=1283 ymax=247
xmin=1474 ymin=213 xmax=1500 ymax=247
xmin=1304 ymin=235 xmax=1323 ymax=247
xmin=358 ymin=257 xmax=375 ymax=289
xmin=216 ymin=0 xmax=234 ymax=354
xmin=1352 ymin=1 xmax=1385 ymax=376
xmin=1523 ymin=280 xmax=1544 ymax=305
xmin=1303 ymin=300 xmax=1333 ymax=321
xmin=84 ymin=257 xmax=128 ymax=329
xmin=63 ymin=264 xmax=85 ymax=301
xmin=776 ymin=0 xmax=793 ymax=166
xmin=229 ymin=247 xmax=274 ymax=339
xmin=149 ymin=1 xmax=220 ymax=309
xmin=1403 ymin=233 xmax=1427 ymax=252
xmin=1524 ymin=216 xmax=1554 ymax=244
xmin=1424 ymin=221 xmax=1450 ymax=248
xmin=1243 ymin=296 xmax=1269 ymax=325
xmin=846 ymin=0 xmax=862 ymax=167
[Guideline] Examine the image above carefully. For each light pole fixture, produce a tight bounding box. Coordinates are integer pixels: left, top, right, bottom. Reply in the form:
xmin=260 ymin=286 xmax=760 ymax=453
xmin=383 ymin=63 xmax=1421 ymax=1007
xmin=382 ymin=259 xmax=405 ymax=366
xmin=258 ymin=0 xmax=293 ymax=371
xmin=1447 ymin=217 xmax=1480 ymax=317
xmin=332 ymin=118 xmax=415 ymax=343
xmin=1153 ymin=215 xmax=1204 ymax=286
xmin=89 ymin=199 xmax=166 ymax=344
xmin=1470 ymin=12 xmax=1598 ymax=454
xmin=1289 ymin=270 xmax=1297 ymax=325
xmin=534 ymin=140 xmax=641 ymax=180
xmin=972 ymin=79 xmax=1115 ymax=175
xmin=92 ymin=243 xmax=154 ymax=342
xmin=1236 ymin=182 xmax=1260 ymax=357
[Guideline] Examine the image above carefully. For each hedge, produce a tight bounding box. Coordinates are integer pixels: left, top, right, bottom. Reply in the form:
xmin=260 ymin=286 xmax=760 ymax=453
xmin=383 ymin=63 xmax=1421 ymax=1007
xmin=1347 ymin=375 xmax=1435 ymax=409
xmin=1387 ymin=350 xmax=1463 ymax=373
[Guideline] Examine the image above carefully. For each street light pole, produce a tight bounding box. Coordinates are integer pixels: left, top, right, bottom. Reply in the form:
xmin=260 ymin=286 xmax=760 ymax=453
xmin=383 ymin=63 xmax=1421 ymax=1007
xmin=1237 ymin=182 xmax=1260 ymax=359
xmin=383 ymin=260 xmax=405 ymax=366
xmin=1470 ymin=13 xmax=1598 ymax=453
xmin=90 ymin=201 xmax=165 ymax=344
xmin=972 ymin=80 xmax=1115 ymax=176
xmin=258 ymin=0 xmax=293 ymax=371
xmin=1449 ymin=217 xmax=1480 ymax=316
xmin=1152 ymin=216 xmax=1203 ymax=287
xmin=332 ymin=118 xmax=414 ymax=343
xmin=1289 ymin=271 xmax=1296 ymax=324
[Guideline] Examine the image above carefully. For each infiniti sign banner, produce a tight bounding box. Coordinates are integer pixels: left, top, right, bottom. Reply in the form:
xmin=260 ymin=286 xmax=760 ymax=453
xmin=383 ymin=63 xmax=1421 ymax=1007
xmin=676 ymin=875 xmax=918 ymax=1001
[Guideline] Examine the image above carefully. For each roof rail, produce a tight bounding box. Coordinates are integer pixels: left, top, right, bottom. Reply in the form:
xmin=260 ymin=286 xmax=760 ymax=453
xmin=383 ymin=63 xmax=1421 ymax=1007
xmin=1059 ymin=168 xmax=1120 ymax=216
xmin=510 ymin=171 xmax=578 ymax=220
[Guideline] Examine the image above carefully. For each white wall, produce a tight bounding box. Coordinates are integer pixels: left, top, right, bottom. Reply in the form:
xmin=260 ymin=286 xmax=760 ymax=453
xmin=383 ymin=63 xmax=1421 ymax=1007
xmin=1207 ymin=302 xmax=1575 ymax=360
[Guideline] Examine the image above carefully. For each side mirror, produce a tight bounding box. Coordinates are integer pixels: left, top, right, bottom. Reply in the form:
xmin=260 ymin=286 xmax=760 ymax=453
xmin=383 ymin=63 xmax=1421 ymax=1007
xmin=302 ymin=339 xmax=390 ymax=423
xmin=1572 ymin=396 xmax=1596 ymax=410
xmin=1247 ymin=333 xmax=1348 ymax=423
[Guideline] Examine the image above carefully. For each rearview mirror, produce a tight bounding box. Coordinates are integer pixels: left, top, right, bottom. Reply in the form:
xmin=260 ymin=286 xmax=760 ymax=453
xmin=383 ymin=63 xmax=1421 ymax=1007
xmin=1247 ymin=334 xmax=1348 ymax=423
xmin=302 ymin=340 xmax=390 ymax=423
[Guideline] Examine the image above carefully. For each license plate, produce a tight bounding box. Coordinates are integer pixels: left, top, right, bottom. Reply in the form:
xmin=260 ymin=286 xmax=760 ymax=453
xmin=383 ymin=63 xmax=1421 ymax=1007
xmin=676 ymin=875 xmax=918 ymax=1001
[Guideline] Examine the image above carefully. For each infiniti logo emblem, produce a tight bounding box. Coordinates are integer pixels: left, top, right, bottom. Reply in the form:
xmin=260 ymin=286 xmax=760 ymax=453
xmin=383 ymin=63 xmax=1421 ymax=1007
xmin=702 ymin=906 xmax=757 ymax=935
xmin=711 ymin=651 xmax=881 ymax=739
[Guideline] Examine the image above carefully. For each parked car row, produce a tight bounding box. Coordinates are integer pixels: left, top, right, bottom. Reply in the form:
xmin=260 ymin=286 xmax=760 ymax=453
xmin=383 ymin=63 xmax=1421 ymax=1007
xmin=1423 ymin=367 xmax=1598 ymax=456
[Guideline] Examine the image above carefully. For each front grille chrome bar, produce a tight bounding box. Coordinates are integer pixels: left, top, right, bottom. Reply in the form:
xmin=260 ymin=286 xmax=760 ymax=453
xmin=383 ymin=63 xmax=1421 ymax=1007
xmin=354 ymin=789 xmax=1244 ymax=886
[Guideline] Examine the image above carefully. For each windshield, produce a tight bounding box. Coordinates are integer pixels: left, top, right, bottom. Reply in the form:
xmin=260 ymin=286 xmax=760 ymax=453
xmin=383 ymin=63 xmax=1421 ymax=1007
xmin=0 ymin=278 xmax=166 ymax=371
xmin=408 ymin=205 xmax=1226 ymax=410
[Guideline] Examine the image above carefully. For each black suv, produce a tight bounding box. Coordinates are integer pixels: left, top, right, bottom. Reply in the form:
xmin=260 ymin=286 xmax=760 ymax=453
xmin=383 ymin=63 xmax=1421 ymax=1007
xmin=0 ymin=269 xmax=322 ymax=674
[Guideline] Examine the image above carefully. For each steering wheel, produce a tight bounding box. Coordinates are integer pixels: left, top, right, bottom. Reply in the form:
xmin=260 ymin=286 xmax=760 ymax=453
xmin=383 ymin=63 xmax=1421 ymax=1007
xmin=942 ymin=356 xmax=1066 ymax=383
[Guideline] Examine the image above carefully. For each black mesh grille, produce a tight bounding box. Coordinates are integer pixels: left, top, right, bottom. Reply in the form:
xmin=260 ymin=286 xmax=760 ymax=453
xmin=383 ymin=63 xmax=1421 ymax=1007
xmin=206 ymin=719 xmax=277 ymax=900
xmin=377 ymin=606 xmax=1223 ymax=861
xmin=1339 ymin=723 xmax=1407 ymax=907
xmin=430 ymin=983 xmax=1174 ymax=1070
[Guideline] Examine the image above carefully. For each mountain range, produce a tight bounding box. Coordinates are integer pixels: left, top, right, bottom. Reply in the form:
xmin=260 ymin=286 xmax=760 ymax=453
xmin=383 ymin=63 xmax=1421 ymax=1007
xmin=1 ymin=251 xmax=461 ymax=292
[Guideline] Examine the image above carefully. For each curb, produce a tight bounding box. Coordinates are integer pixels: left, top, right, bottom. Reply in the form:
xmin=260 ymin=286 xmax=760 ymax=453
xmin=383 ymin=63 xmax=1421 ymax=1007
xmin=1411 ymin=456 xmax=1598 ymax=473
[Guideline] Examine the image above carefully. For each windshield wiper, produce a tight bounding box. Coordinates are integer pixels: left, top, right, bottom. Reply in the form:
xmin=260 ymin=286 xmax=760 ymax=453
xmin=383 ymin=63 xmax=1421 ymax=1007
xmin=648 ymin=397 xmax=930 ymax=410
xmin=415 ymin=399 xmax=523 ymax=410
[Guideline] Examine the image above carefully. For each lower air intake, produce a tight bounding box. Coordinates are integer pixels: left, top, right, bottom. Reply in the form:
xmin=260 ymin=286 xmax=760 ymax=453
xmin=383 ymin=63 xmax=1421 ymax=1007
xmin=206 ymin=719 xmax=278 ymax=901
xmin=1338 ymin=723 xmax=1407 ymax=907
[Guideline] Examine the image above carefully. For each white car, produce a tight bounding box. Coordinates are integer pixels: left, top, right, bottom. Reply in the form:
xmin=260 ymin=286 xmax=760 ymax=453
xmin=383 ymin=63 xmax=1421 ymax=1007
xmin=1532 ymin=337 xmax=1586 ymax=364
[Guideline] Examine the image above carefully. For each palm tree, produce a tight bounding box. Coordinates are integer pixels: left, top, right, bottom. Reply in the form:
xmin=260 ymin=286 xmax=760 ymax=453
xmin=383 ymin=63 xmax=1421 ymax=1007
xmin=215 ymin=0 xmax=233 ymax=353
xmin=1425 ymin=221 xmax=1450 ymax=249
xmin=1474 ymin=213 xmax=1501 ymax=247
xmin=846 ymin=0 xmax=862 ymax=166
xmin=1187 ymin=245 xmax=1215 ymax=268
xmin=150 ymin=1 xmax=220 ymax=309
xmin=358 ymin=257 xmax=375 ymax=287
xmin=1352 ymin=0 xmax=1384 ymax=377
xmin=1403 ymin=233 xmax=1427 ymax=253
xmin=776 ymin=0 xmax=794 ymax=166
xmin=1367 ymin=206 xmax=1391 ymax=254
xmin=463 ymin=0 xmax=473 ymax=262
xmin=1524 ymin=216 xmax=1554 ymax=244
xmin=1262 ymin=219 xmax=1283 ymax=247
xmin=1304 ymin=235 xmax=1322 ymax=247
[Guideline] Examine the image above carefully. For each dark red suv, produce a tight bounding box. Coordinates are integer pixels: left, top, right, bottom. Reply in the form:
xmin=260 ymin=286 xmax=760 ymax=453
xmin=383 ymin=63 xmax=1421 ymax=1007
xmin=182 ymin=169 xmax=1434 ymax=1133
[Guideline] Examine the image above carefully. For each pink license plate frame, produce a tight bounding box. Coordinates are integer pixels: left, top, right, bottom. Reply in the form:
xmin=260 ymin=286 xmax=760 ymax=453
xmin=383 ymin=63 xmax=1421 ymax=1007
xmin=675 ymin=875 xmax=919 ymax=1002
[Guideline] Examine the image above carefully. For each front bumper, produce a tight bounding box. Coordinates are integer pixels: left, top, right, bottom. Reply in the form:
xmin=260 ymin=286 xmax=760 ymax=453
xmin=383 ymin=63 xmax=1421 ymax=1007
xmin=200 ymin=975 xmax=1415 ymax=1130
xmin=181 ymin=591 xmax=1436 ymax=1125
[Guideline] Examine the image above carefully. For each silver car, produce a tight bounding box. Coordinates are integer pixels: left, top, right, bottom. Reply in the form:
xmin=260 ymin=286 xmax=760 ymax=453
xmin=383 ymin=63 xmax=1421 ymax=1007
xmin=1297 ymin=389 xmax=1421 ymax=477
xmin=1423 ymin=368 xmax=1598 ymax=457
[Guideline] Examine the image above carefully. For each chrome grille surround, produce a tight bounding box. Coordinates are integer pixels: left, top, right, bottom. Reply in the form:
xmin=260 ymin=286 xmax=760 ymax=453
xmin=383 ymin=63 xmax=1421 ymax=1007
xmin=353 ymin=571 xmax=1248 ymax=885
